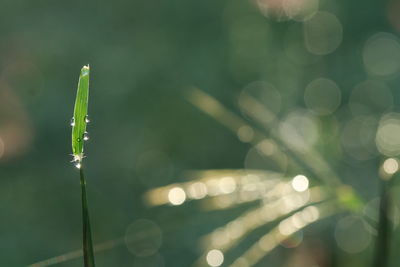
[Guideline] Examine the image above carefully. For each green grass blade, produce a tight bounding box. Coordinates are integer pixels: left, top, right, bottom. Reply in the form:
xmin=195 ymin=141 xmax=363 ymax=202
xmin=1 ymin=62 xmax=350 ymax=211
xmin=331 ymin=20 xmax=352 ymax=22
xmin=80 ymin=166 xmax=96 ymax=267
xmin=71 ymin=65 xmax=95 ymax=267
xmin=72 ymin=65 xmax=90 ymax=161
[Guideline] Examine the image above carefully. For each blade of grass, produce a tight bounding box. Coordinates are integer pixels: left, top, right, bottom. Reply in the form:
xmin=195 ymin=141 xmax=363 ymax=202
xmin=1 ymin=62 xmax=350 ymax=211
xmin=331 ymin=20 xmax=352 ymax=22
xmin=27 ymin=237 xmax=125 ymax=267
xmin=372 ymin=177 xmax=391 ymax=267
xmin=185 ymin=88 xmax=364 ymax=212
xmin=80 ymin=165 xmax=95 ymax=267
xmin=72 ymin=65 xmax=90 ymax=161
xmin=71 ymin=65 xmax=95 ymax=267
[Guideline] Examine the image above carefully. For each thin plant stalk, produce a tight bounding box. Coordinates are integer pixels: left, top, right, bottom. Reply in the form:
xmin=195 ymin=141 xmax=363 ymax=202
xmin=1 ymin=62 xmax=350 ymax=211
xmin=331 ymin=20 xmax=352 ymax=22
xmin=71 ymin=65 xmax=96 ymax=266
xmin=373 ymin=177 xmax=391 ymax=267
xmin=80 ymin=165 xmax=95 ymax=267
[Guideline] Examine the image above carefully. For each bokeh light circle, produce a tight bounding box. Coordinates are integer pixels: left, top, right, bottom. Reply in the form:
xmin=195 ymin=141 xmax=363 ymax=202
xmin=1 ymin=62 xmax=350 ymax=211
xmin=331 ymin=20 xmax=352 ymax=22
xmin=125 ymin=219 xmax=162 ymax=257
xmin=334 ymin=215 xmax=372 ymax=253
xmin=349 ymin=80 xmax=393 ymax=116
xmin=291 ymin=175 xmax=309 ymax=192
xmin=340 ymin=116 xmax=378 ymax=160
xmin=376 ymin=113 xmax=400 ymax=156
xmin=304 ymin=11 xmax=343 ymax=55
xmin=279 ymin=109 xmax=319 ymax=152
xmin=383 ymin=158 xmax=399 ymax=175
xmin=187 ymin=182 xmax=208 ymax=199
xmin=168 ymin=187 xmax=186 ymax=205
xmin=304 ymin=78 xmax=341 ymax=115
xmin=237 ymin=125 xmax=254 ymax=143
xmin=206 ymin=249 xmax=224 ymax=267
xmin=363 ymin=198 xmax=380 ymax=223
xmin=363 ymin=32 xmax=400 ymax=77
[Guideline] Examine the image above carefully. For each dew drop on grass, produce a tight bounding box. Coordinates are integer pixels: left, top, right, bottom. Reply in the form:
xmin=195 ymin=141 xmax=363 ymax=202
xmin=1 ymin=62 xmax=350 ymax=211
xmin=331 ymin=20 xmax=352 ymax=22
xmin=70 ymin=117 xmax=75 ymax=126
xmin=71 ymin=157 xmax=82 ymax=169
xmin=85 ymin=115 xmax=90 ymax=123
xmin=75 ymin=162 xmax=81 ymax=169
xmin=77 ymin=137 xmax=81 ymax=142
xmin=83 ymin=132 xmax=89 ymax=141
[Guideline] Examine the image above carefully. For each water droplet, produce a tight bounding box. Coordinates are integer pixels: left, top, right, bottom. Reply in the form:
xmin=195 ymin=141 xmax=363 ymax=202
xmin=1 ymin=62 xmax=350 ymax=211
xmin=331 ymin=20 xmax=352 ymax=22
xmin=70 ymin=117 xmax=75 ymax=127
xmin=83 ymin=132 xmax=89 ymax=141
xmin=85 ymin=115 xmax=90 ymax=123
xmin=77 ymin=137 xmax=81 ymax=142
xmin=75 ymin=162 xmax=81 ymax=169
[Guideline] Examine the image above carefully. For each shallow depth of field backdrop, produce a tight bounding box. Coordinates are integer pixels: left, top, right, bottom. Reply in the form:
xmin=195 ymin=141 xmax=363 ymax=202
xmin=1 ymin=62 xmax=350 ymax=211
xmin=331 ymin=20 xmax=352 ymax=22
xmin=2 ymin=0 xmax=400 ymax=266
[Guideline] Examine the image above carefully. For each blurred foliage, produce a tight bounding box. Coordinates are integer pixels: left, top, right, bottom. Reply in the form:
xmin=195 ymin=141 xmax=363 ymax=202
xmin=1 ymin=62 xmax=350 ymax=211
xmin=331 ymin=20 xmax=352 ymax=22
xmin=2 ymin=0 xmax=400 ymax=266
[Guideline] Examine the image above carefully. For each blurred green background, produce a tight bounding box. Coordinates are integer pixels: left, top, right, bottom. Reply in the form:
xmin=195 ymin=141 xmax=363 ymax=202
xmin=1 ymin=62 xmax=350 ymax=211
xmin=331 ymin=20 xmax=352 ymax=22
xmin=2 ymin=0 xmax=400 ymax=266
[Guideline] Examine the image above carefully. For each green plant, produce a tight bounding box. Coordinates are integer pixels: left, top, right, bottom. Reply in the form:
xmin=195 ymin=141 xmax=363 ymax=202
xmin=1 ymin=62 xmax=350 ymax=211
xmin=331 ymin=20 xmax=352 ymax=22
xmin=71 ymin=65 xmax=96 ymax=267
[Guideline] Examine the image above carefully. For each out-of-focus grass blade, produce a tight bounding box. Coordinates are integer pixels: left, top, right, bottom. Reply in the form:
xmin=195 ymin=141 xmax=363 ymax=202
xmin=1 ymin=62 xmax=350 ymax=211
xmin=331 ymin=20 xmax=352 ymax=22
xmin=72 ymin=65 xmax=90 ymax=161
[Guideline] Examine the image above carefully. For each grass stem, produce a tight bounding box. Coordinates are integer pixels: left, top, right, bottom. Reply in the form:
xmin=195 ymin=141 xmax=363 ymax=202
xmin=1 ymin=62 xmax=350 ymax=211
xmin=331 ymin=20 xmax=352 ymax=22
xmin=80 ymin=165 xmax=96 ymax=267
xmin=373 ymin=178 xmax=390 ymax=267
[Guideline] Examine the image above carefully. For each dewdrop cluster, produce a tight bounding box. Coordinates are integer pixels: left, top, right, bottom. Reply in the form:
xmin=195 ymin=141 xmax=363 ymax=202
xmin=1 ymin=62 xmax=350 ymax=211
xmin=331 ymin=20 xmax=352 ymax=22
xmin=70 ymin=115 xmax=90 ymax=169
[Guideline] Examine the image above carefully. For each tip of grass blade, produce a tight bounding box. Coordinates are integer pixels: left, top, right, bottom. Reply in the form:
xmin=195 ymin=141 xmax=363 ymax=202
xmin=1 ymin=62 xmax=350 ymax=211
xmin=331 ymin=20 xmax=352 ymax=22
xmin=72 ymin=65 xmax=90 ymax=162
xmin=82 ymin=65 xmax=90 ymax=76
